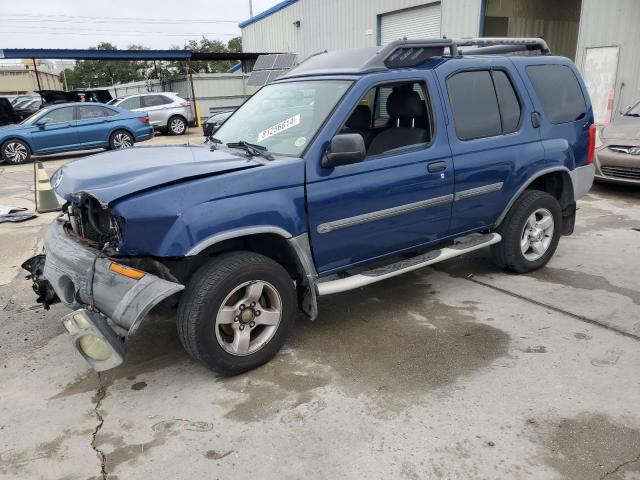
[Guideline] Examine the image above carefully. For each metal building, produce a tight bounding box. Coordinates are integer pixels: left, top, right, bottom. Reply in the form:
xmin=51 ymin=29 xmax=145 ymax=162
xmin=240 ymin=0 xmax=640 ymax=125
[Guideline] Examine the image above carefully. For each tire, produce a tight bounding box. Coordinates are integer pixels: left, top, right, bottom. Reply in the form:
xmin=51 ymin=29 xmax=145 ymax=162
xmin=1 ymin=139 xmax=31 ymax=164
xmin=167 ymin=115 xmax=187 ymax=135
xmin=108 ymin=130 xmax=134 ymax=150
xmin=177 ymin=251 xmax=297 ymax=376
xmin=491 ymin=190 xmax=562 ymax=273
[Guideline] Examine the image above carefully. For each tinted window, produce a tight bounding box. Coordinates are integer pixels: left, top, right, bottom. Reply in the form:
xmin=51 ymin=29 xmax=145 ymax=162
xmin=493 ymin=71 xmax=521 ymax=133
xmin=142 ymin=95 xmax=172 ymax=107
xmin=118 ymin=96 xmax=142 ymax=110
xmin=527 ymin=65 xmax=586 ymax=124
xmin=79 ymin=105 xmax=117 ymax=119
xmin=448 ymin=71 xmax=502 ymax=140
xmin=40 ymin=107 xmax=74 ymax=124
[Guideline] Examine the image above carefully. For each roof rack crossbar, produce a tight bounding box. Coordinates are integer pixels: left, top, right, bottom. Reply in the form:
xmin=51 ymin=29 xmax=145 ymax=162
xmin=453 ymin=37 xmax=550 ymax=54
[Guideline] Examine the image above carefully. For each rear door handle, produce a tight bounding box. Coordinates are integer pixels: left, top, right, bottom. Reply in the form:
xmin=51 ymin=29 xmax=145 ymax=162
xmin=427 ymin=161 xmax=447 ymax=173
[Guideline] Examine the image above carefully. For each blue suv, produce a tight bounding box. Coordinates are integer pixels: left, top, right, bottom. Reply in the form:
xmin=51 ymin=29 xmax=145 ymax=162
xmin=24 ymin=38 xmax=595 ymax=375
xmin=0 ymin=103 xmax=153 ymax=164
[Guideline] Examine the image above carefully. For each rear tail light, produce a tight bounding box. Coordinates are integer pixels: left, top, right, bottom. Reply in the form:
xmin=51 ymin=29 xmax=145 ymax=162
xmin=180 ymin=102 xmax=191 ymax=108
xmin=138 ymin=116 xmax=149 ymax=124
xmin=587 ymin=123 xmax=596 ymax=164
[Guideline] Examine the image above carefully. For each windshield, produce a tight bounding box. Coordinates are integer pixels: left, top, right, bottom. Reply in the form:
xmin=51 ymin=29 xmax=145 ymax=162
xmin=213 ymin=80 xmax=352 ymax=156
xmin=626 ymin=101 xmax=640 ymax=116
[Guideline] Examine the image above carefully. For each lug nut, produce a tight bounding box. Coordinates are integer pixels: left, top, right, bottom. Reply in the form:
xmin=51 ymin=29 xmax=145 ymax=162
xmin=255 ymin=310 xmax=261 ymax=316
xmin=249 ymin=321 xmax=255 ymax=328
xmin=239 ymin=325 xmax=245 ymax=331
xmin=250 ymin=302 xmax=256 ymax=307
xmin=239 ymin=304 xmax=245 ymax=310
xmin=234 ymin=316 xmax=239 ymax=322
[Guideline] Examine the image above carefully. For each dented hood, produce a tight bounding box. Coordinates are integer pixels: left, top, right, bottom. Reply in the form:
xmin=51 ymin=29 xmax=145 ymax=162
xmin=52 ymin=145 xmax=261 ymax=205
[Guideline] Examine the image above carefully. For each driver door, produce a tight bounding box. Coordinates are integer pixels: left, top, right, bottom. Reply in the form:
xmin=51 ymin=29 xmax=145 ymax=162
xmin=305 ymin=74 xmax=454 ymax=275
xmin=29 ymin=106 xmax=78 ymax=153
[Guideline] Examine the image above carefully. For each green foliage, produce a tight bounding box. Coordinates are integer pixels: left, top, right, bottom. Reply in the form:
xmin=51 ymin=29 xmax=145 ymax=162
xmin=59 ymin=37 xmax=242 ymax=89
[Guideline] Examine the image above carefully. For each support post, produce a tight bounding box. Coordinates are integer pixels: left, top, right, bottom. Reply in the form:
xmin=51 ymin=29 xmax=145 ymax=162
xmin=187 ymin=58 xmax=198 ymax=127
xmin=32 ymin=58 xmax=42 ymax=91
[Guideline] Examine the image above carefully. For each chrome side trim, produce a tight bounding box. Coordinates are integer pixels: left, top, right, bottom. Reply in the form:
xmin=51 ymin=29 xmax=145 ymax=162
xmin=495 ymin=166 xmax=570 ymax=227
xmin=186 ymin=226 xmax=292 ymax=256
xmin=317 ymin=194 xmax=454 ymax=234
xmin=454 ymin=182 xmax=503 ymax=201
xmin=317 ymin=233 xmax=502 ymax=296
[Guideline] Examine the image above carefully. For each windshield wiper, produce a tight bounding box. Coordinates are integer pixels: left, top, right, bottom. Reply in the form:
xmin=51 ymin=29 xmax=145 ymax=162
xmin=625 ymin=113 xmax=640 ymax=117
xmin=226 ymin=140 xmax=274 ymax=161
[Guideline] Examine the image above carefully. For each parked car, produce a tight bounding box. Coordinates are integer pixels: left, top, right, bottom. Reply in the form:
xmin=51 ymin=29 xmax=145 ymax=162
xmin=23 ymin=37 xmax=595 ymax=376
xmin=0 ymin=103 xmax=152 ymax=164
xmin=11 ymin=95 xmax=35 ymax=106
xmin=108 ymin=92 xmax=194 ymax=135
xmin=594 ymin=100 xmax=640 ymax=184
xmin=14 ymin=98 xmax=43 ymax=120
xmin=0 ymin=97 xmax=19 ymax=126
xmin=203 ymin=110 xmax=234 ymax=138
xmin=37 ymin=89 xmax=113 ymax=105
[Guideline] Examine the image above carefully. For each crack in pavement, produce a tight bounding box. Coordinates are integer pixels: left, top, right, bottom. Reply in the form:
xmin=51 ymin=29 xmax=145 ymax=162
xmin=91 ymin=372 xmax=108 ymax=480
xmin=464 ymin=276 xmax=640 ymax=342
xmin=600 ymin=451 xmax=640 ymax=479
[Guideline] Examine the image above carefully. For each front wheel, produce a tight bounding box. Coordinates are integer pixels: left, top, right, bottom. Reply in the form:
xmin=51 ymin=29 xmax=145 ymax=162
xmin=109 ymin=130 xmax=134 ymax=150
xmin=1 ymin=139 xmax=31 ymax=164
xmin=491 ymin=190 xmax=562 ymax=273
xmin=177 ymin=252 xmax=297 ymax=375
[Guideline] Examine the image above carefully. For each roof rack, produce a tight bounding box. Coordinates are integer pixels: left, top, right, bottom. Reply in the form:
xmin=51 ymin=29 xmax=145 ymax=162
xmin=278 ymin=37 xmax=550 ymax=80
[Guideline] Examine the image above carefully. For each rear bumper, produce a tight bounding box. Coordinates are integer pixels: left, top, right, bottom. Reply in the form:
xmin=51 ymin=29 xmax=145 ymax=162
xmin=37 ymin=219 xmax=184 ymax=369
xmin=568 ymin=163 xmax=595 ymax=200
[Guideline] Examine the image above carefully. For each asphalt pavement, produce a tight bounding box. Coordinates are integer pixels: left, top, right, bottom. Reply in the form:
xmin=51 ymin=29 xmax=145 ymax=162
xmin=0 ymin=134 xmax=638 ymax=479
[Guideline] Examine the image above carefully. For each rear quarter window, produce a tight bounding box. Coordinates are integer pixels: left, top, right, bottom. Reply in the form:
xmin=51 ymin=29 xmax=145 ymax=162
xmin=526 ymin=64 xmax=586 ymax=124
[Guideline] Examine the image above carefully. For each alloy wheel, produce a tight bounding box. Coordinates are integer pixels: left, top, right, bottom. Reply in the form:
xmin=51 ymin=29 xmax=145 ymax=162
xmin=170 ymin=118 xmax=186 ymax=134
xmin=3 ymin=142 xmax=28 ymax=163
xmin=520 ymin=208 xmax=554 ymax=261
xmin=214 ymin=280 xmax=282 ymax=356
xmin=113 ymin=133 xmax=133 ymax=149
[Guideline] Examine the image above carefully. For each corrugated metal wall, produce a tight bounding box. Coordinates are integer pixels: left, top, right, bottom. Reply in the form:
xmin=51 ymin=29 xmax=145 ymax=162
xmin=242 ymin=0 xmax=481 ymax=60
xmin=575 ymin=0 xmax=640 ymax=119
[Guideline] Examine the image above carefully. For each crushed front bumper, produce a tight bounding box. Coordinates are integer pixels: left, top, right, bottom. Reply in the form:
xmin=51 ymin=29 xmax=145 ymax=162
xmin=26 ymin=218 xmax=184 ymax=370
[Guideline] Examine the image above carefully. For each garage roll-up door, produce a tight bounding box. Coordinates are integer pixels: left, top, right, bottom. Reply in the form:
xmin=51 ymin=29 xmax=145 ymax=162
xmin=380 ymin=3 xmax=441 ymax=46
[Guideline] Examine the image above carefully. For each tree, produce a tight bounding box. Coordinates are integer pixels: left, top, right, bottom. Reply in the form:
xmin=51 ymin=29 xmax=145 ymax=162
xmin=167 ymin=37 xmax=243 ymax=75
xmin=58 ymin=42 xmax=147 ymax=90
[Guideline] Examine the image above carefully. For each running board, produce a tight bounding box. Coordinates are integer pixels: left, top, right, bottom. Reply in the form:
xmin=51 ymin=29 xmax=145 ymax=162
xmin=317 ymin=233 xmax=501 ymax=296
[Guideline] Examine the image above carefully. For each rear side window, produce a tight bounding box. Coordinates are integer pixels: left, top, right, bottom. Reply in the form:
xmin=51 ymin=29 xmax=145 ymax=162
xmin=119 ymin=96 xmax=142 ymax=110
xmin=526 ymin=65 xmax=586 ymax=124
xmin=79 ymin=105 xmax=118 ymax=119
xmin=447 ymin=71 xmax=502 ymax=140
xmin=493 ymin=71 xmax=521 ymax=133
xmin=142 ymin=95 xmax=172 ymax=107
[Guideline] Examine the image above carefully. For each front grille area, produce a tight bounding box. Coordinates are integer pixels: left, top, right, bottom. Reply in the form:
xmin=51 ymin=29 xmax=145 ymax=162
xmin=601 ymin=165 xmax=640 ymax=180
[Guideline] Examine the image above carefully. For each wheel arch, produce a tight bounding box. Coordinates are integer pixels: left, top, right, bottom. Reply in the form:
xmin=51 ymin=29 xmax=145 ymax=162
xmin=496 ymin=167 xmax=575 ymax=230
xmin=183 ymin=227 xmax=318 ymax=319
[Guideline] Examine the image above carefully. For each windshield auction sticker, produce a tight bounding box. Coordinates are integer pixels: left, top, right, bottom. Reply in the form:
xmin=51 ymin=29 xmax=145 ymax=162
xmin=257 ymin=114 xmax=301 ymax=142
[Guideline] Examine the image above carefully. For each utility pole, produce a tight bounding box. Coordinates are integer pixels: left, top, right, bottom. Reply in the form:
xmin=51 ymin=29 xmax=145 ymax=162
xmin=62 ymin=69 xmax=68 ymax=91
xmin=32 ymin=58 xmax=42 ymax=92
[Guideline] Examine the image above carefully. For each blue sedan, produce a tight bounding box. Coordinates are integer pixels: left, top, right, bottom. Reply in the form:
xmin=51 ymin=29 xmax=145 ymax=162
xmin=0 ymin=103 xmax=154 ymax=164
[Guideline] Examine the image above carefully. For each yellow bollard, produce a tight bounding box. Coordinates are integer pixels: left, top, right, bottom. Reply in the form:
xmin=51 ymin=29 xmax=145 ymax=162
xmin=34 ymin=161 xmax=61 ymax=213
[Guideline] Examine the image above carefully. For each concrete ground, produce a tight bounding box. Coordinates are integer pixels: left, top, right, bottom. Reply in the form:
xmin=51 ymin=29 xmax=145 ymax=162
xmin=0 ymin=135 xmax=639 ymax=480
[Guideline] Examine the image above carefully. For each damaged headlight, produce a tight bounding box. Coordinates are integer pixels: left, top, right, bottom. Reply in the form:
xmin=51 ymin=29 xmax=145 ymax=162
xmin=67 ymin=195 xmax=124 ymax=247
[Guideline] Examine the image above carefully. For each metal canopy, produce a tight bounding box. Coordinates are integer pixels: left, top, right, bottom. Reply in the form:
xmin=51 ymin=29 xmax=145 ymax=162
xmin=0 ymin=48 xmax=277 ymax=61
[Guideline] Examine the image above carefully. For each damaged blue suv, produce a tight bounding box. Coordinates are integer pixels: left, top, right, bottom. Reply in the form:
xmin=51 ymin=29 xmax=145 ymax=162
xmin=24 ymin=38 xmax=595 ymax=375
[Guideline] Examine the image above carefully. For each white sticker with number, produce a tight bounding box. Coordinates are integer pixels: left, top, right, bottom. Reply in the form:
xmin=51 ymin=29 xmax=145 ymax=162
xmin=257 ymin=114 xmax=301 ymax=142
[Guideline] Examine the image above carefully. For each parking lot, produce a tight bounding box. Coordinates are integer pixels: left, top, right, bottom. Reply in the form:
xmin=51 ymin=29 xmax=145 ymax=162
xmin=0 ymin=134 xmax=639 ymax=479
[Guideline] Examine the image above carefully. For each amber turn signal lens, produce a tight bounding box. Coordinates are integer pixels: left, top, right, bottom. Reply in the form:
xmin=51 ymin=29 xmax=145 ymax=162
xmin=109 ymin=262 xmax=146 ymax=280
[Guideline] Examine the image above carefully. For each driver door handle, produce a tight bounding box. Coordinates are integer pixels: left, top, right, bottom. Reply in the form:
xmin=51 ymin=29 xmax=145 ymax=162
xmin=427 ymin=161 xmax=447 ymax=173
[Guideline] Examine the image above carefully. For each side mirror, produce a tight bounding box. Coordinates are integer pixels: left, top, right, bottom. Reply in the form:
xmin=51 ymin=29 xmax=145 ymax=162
xmin=35 ymin=117 xmax=50 ymax=127
xmin=322 ymin=133 xmax=366 ymax=168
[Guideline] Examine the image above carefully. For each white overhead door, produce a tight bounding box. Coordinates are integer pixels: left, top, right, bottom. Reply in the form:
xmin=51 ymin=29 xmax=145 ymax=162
xmin=380 ymin=3 xmax=442 ymax=46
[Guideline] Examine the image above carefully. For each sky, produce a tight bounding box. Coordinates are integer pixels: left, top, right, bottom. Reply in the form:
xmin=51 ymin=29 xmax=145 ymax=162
xmin=0 ymin=0 xmax=282 ymax=50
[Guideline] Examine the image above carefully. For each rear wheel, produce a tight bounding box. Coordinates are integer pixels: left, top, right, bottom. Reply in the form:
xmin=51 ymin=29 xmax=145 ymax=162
xmin=109 ymin=130 xmax=134 ymax=150
xmin=177 ymin=252 xmax=296 ymax=375
xmin=1 ymin=139 xmax=31 ymax=164
xmin=167 ymin=115 xmax=187 ymax=135
xmin=491 ymin=190 xmax=562 ymax=273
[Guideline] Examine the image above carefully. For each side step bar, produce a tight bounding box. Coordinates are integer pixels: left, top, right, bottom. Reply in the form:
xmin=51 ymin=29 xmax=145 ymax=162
xmin=317 ymin=233 xmax=501 ymax=296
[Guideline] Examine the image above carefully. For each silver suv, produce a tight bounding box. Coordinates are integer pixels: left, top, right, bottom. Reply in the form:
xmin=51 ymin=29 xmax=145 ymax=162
xmin=108 ymin=92 xmax=194 ymax=135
